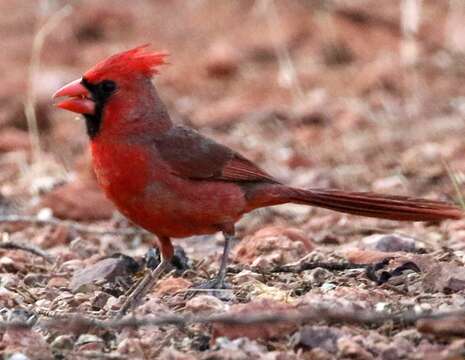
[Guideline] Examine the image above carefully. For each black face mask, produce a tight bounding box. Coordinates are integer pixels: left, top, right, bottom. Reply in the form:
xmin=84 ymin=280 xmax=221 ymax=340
xmin=81 ymin=78 xmax=117 ymax=138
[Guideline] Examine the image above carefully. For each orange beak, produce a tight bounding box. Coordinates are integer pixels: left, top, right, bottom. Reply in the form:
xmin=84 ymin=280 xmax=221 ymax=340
xmin=53 ymin=78 xmax=95 ymax=115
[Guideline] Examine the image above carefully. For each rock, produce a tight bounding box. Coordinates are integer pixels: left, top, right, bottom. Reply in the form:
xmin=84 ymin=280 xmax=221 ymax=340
xmin=23 ymin=274 xmax=48 ymax=287
xmin=342 ymin=249 xmax=404 ymax=265
xmin=35 ymin=224 xmax=70 ymax=249
xmin=378 ymin=336 xmax=414 ymax=360
xmin=3 ymin=328 xmax=52 ymax=359
xmin=154 ymin=276 xmax=192 ymax=296
xmin=0 ymin=256 xmax=23 ymax=273
xmin=417 ymin=316 xmax=465 ymax=337
xmin=306 ymin=348 xmax=334 ymax=360
xmin=91 ymin=291 xmax=111 ymax=310
xmin=34 ymin=299 xmax=51 ymax=309
xmin=359 ymin=233 xmax=419 ymax=253
xmin=343 ymin=249 xmax=432 ymax=285
xmin=0 ymin=249 xmax=31 ymax=265
xmin=401 ymin=143 xmax=444 ymax=177
xmin=211 ymin=337 xmax=267 ymax=359
xmin=8 ymin=354 xmax=31 ymax=360
xmin=70 ymin=254 xmax=139 ymax=292
xmin=37 ymin=154 xmax=114 ymax=220
xmin=104 ymin=295 xmax=123 ymax=312
xmin=304 ymin=214 xmax=340 ymax=233
xmin=450 ymin=230 xmax=465 ymax=244
xmin=117 ymin=338 xmax=145 ymax=358
xmin=423 ymin=263 xmax=465 ymax=293
xmin=302 ymin=268 xmax=333 ymax=286
xmin=243 ymin=281 xmax=289 ymax=302
xmin=337 ymin=337 xmax=374 ymax=360
xmin=75 ymin=334 xmax=105 ymax=352
xmin=294 ymin=326 xmax=342 ymax=353
xmin=59 ymin=259 xmax=85 ymax=273
xmin=3 ymin=274 xmax=22 ymax=288
xmin=4 ymin=308 xmax=34 ymax=323
xmin=211 ymin=299 xmax=297 ymax=341
xmin=46 ymin=277 xmax=69 ymax=289
xmin=158 ymin=348 xmax=196 ymax=360
xmin=185 ymin=295 xmax=227 ymax=314
xmin=50 ymin=335 xmax=74 ymax=353
xmin=135 ymin=297 xmax=172 ymax=317
xmin=444 ymin=339 xmax=465 ymax=359
xmin=37 ymin=177 xmax=114 ymax=220
xmin=232 ymin=270 xmax=262 ymax=285
xmin=233 ymin=226 xmax=314 ymax=268
xmin=0 ymin=287 xmax=21 ymax=307
xmin=372 ymin=175 xmax=404 ymax=193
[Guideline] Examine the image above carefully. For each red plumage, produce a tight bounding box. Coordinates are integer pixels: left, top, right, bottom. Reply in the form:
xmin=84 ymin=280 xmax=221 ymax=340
xmin=53 ymin=45 xmax=462 ymax=314
xmin=84 ymin=45 xmax=168 ymax=80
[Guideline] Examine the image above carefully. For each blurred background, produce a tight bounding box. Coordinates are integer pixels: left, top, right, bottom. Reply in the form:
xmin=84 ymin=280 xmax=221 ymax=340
xmin=1 ymin=0 xmax=464 ymax=228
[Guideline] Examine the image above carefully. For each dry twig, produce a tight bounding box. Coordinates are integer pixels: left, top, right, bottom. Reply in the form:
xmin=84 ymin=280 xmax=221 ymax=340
xmin=25 ymin=4 xmax=73 ymax=164
xmin=2 ymin=306 xmax=465 ymax=331
xmin=0 ymin=234 xmax=54 ymax=263
xmin=0 ymin=215 xmax=143 ymax=236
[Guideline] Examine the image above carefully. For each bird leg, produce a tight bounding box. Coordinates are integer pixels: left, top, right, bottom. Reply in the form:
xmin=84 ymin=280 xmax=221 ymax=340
xmin=192 ymin=230 xmax=234 ymax=291
xmin=117 ymin=236 xmax=173 ymax=317
xmin=117 ymin=259 xmax=169 ymax=317
xmin=214 ymin=231 xmax=234 ymax=288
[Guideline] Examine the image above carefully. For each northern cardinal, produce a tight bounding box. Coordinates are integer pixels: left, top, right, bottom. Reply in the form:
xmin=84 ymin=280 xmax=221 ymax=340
xmin=53 ymin=45 xmax=462 ymax=315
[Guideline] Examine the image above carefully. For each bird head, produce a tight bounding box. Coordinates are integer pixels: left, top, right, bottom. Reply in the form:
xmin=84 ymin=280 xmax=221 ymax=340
xmin=53 ymin=45 xmax=168 ymax=138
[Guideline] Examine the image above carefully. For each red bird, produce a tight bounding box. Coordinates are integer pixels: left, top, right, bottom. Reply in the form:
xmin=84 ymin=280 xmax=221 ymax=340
xmin=53 ymin=45 xmax=462 ymax=314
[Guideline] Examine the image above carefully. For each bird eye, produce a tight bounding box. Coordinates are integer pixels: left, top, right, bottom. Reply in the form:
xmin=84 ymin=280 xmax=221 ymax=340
xmin=100 ymin=80 xmax=116 ymax=94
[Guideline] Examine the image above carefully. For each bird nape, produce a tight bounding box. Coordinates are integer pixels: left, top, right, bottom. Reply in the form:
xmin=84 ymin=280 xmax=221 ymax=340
xmin=53 ymin=45 xmax=462 ymax=316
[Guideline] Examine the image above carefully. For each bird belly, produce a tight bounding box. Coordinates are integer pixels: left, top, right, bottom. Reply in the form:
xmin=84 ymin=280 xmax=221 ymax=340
xmin=132 ymin=178 xmax=247 ymax=237
xmin=91 ymin=142 xmax=247 ymax=237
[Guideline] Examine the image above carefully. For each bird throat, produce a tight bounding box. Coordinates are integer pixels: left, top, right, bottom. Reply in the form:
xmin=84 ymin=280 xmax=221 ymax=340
xmin=81 ymin=78 xmax=109 ymax=139
xmin=83 ymin=109 xmax=103 ymax=139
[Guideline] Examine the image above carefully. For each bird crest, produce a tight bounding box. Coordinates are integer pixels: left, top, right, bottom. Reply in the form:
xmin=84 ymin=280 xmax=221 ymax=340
xmin=84 ymin=44 xmax=168 ymax=80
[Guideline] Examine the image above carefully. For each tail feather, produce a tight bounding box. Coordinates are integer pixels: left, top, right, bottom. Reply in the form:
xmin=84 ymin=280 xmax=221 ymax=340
xmin=290 ymin=188 xmax=462 ymax=221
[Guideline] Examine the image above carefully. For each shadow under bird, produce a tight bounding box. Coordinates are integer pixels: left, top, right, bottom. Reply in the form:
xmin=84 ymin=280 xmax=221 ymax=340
xmin=53 ymin=45 xmax=462 ymax=315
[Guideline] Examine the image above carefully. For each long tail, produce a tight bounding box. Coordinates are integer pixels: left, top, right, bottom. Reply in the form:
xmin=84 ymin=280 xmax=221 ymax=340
xmin=288 ymin=188 xmax=462 ymax=221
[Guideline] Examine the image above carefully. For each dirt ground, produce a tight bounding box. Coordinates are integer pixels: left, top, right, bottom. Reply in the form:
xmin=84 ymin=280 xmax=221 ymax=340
xmin=1 ymin=1 xmax=465 ymax=359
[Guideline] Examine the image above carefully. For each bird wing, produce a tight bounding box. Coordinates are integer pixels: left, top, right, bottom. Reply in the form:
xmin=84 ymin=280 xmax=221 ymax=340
xmin=153 ymin=126 xmax=277 ymax=183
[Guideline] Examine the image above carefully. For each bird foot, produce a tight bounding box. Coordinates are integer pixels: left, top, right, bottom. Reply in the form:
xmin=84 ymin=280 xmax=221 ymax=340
xmin=114 ymin=246 xmax=189 ymax=317
xmin=116 ymin=260 xmax=169 ymax=317
xmin=145 ymin=246 xmax=189 ymax=271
